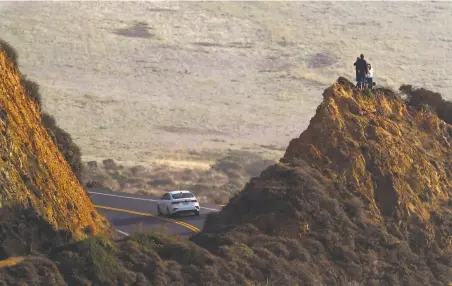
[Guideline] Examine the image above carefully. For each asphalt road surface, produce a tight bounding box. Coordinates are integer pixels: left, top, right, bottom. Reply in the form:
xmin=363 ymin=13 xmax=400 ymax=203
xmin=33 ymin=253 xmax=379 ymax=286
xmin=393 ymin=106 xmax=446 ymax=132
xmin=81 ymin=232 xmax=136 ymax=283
xmin=86 ymin=188 xmax=223 ymax=238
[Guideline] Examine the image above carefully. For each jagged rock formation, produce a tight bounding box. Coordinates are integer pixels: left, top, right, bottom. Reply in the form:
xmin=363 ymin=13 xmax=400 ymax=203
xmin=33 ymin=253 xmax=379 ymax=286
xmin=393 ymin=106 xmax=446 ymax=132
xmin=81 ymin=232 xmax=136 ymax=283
xmin=194 ymin=78 xmax=451 ymax=285
xmin=0 ymin=48 xmax=108 ymax=243
xmin=282 ymin=79 xmax=451 ymax=223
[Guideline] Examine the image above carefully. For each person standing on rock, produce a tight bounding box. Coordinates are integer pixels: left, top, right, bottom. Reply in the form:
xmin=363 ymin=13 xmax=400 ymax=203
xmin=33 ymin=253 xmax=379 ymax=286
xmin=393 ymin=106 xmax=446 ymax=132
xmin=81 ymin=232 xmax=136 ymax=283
xmin=353 ymin=54 xmax=368 ymax=90
xmin=353 ymin=57 xmax=360 ymax=87
xmin=366 ymin=63 xmax=373 ymax=89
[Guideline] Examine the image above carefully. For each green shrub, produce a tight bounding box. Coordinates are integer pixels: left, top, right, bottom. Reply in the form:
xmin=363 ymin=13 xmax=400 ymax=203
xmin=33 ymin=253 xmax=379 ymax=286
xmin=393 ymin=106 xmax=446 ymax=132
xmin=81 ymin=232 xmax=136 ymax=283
xmin=52 ymin=236 xmax=125 ymax=285
xmin=132 ymin=233 xmax=164 ymax=251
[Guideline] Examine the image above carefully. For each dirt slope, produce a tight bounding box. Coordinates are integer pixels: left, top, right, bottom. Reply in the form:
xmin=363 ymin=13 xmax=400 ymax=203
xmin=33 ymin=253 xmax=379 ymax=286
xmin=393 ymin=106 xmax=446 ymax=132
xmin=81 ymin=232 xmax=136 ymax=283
xmin=0 ymin=48 xmax=107 ymax=240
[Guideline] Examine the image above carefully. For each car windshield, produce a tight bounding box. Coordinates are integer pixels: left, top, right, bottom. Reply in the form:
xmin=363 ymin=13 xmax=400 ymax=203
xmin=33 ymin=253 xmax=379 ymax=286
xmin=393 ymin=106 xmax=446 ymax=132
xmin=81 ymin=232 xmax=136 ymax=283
xmin=172 ymin=192 xmax=194 ymax=199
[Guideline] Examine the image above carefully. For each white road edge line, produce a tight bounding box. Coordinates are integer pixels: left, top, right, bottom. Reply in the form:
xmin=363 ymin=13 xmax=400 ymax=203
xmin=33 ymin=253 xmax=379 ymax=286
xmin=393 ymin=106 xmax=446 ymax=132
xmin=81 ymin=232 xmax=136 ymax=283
xmin=87 ymin=191 xmax=221 ymax=212
xmin=116 ymin=229 xmax=130 ymax=236
xmin=88 ymin=191 xmax=158 ymax=201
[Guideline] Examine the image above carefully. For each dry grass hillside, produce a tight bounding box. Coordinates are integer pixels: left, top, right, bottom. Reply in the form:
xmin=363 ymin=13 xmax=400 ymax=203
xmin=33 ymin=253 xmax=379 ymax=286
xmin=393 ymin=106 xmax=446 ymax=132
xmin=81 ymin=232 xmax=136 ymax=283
xmin=0 ymin=74 xmax=449 ymax=285
xmin=0 ymin=46 xmax=108 ymax=244
xmin=2 ymin=2 xmax=452 ymax=170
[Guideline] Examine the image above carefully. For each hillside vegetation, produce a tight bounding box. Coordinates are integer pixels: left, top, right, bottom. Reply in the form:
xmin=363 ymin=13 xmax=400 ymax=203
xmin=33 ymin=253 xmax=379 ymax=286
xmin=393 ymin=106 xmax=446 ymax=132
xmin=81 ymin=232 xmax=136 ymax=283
xmin=0 ymin=43 xmax=108 ymax=242
xmin=82 ymin=150 xmax=275 ymax=204
xmin=0 ymin=40 xmax=450 ymax=285
xmin=195 ymin=78 xmax=451 ymax=285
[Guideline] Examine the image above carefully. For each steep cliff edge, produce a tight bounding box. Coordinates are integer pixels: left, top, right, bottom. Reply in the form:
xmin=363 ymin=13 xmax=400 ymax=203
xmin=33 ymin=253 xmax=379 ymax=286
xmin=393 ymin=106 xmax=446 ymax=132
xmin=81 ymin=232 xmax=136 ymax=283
xmin=0 ymin=48 xmax=107 ymax=241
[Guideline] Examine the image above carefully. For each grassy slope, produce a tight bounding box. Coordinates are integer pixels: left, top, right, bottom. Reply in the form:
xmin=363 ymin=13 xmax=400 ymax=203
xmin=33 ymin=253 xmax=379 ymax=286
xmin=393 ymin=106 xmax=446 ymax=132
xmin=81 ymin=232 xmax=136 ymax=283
xmin=2 ymin=2 xmax=452 ymax=168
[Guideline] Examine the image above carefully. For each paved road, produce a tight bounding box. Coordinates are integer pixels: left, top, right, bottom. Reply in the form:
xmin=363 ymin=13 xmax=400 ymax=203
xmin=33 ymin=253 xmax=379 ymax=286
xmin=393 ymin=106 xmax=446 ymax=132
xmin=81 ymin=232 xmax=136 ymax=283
xmin=86 ymin=188 xmax=223 ymax=238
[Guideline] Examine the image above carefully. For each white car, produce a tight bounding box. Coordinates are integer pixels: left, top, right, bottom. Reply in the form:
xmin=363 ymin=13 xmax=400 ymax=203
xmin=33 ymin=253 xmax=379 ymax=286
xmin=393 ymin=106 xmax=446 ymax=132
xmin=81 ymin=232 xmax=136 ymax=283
xmin=157 ymin=190 xmax=200 ymax=216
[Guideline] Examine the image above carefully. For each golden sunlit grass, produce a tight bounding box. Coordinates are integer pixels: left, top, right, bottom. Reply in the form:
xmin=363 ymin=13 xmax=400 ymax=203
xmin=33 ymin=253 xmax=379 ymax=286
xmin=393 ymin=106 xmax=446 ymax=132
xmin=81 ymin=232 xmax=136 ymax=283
xmin=151 ymin=159 xmax=213 ymax=170
xmin=0 ymin=49 xmax=108 ymax=238
xmin=0 ymin=257 xmax=24 ymax=269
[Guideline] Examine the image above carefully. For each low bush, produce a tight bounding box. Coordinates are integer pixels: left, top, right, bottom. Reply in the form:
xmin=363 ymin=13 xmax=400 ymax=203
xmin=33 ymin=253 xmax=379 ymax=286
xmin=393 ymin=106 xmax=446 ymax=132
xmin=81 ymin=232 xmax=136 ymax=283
xmin=0 ymin=256 xmax=66 ymax=286
xmin=0 ymin=39 xmax=18 ymax=67
xmin=20 ymin=75 xmax=42 ymax=108
xmin=84 ymin=180 xmax=107 ymax=189
xmin=102 ymin=159 xmax=118 ymax=170
xmin=51 ymin=236 xmax=127 ymax=285
xmin=400 ymin=84 xmax=452 ymax=124
xmin=41 ymin=113 xmax=83 ymax=182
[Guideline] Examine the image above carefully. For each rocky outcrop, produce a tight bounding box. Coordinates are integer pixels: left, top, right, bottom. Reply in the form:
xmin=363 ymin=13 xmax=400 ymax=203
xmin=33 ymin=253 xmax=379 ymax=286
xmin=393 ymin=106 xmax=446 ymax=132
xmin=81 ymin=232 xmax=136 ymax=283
xmin=194 ymin=78 xmax=451 ymax=285
xmin=281 ymin=79 xmax=451 ymax=224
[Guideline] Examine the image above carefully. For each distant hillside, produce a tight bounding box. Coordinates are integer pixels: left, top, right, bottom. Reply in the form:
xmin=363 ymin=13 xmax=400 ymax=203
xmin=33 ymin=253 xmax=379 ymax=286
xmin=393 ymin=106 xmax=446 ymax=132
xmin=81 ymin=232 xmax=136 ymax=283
xmin=3 ymin=1 xmax=452 ymax=168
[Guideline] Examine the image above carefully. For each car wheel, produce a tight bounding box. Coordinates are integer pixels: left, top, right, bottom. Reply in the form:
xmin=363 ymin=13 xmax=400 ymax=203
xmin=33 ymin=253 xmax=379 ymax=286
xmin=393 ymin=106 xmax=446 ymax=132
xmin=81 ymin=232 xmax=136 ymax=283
xmin=194 ymin=210 xmax=200 ymax=216
xmin=157 ymin=205 xmax=162 ymax=216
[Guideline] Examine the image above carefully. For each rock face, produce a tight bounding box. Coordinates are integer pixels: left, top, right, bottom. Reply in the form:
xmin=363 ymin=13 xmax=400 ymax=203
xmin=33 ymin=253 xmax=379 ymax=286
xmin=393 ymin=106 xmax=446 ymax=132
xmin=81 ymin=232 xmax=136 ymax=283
xmin=281 ymin=79 xmax=451 ymax=223
xmin=195 ymin=78 xmax=451 ymax=285
xmin=0 ymin=49 xmax=107 ymax=239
